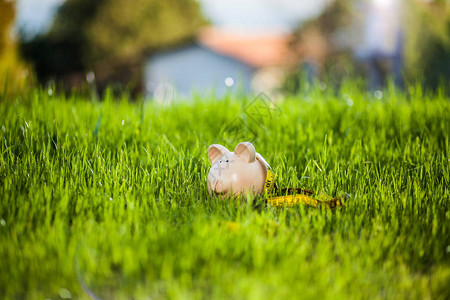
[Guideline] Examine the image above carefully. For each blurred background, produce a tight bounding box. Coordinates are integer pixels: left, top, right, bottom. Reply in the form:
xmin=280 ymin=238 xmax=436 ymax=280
xmin=1 ymin=0 xmax=449 ymax=99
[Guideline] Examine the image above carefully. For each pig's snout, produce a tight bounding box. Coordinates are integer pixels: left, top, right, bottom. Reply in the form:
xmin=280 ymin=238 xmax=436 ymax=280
xmin=208 ymin=175 xmax=230 ymax=196
xmin=212 ymin=180 xmax=225 ymax=194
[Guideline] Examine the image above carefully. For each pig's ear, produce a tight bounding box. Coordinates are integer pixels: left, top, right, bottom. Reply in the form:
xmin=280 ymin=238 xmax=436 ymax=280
xmin=208 ymin=144 xmax=230 ymax=164
xmin=234 ymin=142 xmax=256 ymax=163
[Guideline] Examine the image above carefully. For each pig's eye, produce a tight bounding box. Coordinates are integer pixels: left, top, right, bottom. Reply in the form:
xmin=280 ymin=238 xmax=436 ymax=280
xmin=219 ymin=161 xmax=222 ymax=163
xmin=226 ymin=160 xmax=229 ymax=162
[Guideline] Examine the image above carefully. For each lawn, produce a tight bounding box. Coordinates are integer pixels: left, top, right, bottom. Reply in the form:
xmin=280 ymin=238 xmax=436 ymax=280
xmin=0 ymin=83 xmax=449 ymax=299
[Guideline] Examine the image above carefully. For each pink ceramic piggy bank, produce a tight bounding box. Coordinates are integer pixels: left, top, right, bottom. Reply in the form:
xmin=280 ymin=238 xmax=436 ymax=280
xmin=207 ymin=142 xmax=271 ymax=198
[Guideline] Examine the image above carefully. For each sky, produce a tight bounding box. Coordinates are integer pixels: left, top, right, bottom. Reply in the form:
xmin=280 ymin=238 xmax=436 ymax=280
xmin=16 ymin=0 xmax=329 ymax=37
xmin=16 ymin=0 xmax=63 ymax=38
xmin=200 ymin=0 xmax=329 ymax=33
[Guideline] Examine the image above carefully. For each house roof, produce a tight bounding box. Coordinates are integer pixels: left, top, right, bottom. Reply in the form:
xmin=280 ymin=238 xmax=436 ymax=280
xmin=197 ymin=27 xmax=294 ymax=69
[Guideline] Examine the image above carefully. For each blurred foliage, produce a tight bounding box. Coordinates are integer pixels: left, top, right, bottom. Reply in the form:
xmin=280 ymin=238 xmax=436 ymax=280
xmin=0 ymin=0 xmax=31 ymax=98
xmin=0 ymin=0 xmax=14 ymax=53
xmin=286 ymin=0 xmax=360 ymax=92
xmin=21 ymin=0 xmax=205 ymax=94
xmin=403 ymin=0 xmax=450 ymax=88
xmin=286 ymin=0 xmax=449 ymax=92
xmin=86 ymin=0 xmax=205 ymax=63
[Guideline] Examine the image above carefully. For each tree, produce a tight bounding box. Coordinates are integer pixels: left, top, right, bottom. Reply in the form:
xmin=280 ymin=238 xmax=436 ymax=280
xmin=0 ymin=0 xmax=15 ymax=57
xmin=21 ymin=0 xmax=205 ymax=94
xmin=286 ymin=0 xmax=449 ymax=91
xmin=402 ymin=0 xmax=450 ymax=89
xmin=87 ymin=0 xmax=205 ymax=64
xmin=1 ymin=0 xmax=29 ymax=97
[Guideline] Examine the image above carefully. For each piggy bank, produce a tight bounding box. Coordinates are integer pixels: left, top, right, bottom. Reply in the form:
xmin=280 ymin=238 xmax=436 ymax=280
xmin=207 ymin=142 xmax=272 ymax=198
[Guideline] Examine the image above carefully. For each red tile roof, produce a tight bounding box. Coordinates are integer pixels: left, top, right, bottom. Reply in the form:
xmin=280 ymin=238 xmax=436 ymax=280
xmin=198 ymin=27 xmax=294 ymax=68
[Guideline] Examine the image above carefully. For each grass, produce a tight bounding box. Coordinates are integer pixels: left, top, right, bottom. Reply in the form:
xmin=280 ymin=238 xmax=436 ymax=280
xmin=0 ymin=82 xmax=449 ymax=299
